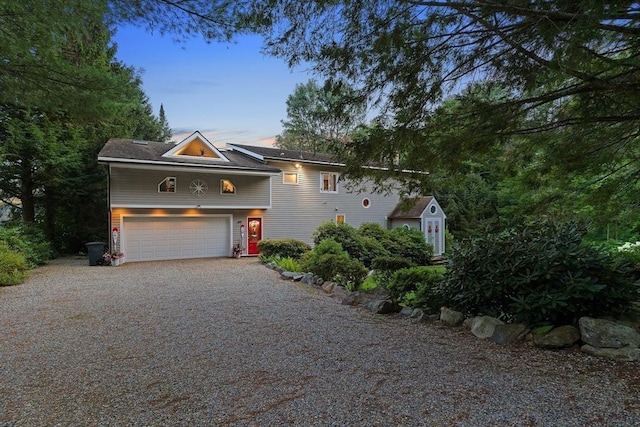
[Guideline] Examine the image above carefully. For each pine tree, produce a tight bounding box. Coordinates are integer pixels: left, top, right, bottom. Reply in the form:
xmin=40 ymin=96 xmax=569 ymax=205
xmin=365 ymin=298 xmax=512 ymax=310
xmin=158 ymin=104 xmax=173 ymax=142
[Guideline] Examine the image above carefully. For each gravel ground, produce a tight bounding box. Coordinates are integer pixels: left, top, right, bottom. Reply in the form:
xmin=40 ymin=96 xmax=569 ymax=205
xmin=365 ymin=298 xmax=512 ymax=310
xmin=1 ymin=257 xmax=639 ymax=427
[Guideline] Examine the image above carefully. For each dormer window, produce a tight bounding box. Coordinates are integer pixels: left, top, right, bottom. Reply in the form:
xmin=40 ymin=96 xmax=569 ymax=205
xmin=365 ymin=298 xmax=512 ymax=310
xmin=158 ymin=177 xmax=176 ymax=193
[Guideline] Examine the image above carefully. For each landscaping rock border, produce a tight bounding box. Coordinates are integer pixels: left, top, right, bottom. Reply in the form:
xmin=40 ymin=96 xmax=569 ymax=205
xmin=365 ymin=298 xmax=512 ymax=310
xmin=272 ymin=264 xmax=640 ymax=362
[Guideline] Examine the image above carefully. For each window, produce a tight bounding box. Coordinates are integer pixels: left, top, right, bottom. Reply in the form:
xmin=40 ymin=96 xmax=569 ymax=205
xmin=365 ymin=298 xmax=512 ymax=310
xmin=283 ymin=172 xmax=299 ymax=185
xmin=221 ymin=179 xmax=236 ymax=195
xmin=430 ymin=205 xmax=437 ymax=214
xmin=320 ymin=172 xmax=339 ymax=193
xmin=336 ymin=214 xmax=345 ymax=224
xmin=158 ymin=177 xmax=176 ymax=193
xmin=362 ymin=198 xmax=371 ymax=208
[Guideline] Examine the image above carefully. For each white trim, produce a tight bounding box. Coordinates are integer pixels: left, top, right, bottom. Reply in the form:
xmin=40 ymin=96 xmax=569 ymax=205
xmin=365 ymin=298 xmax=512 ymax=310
xmin=228 ymin=144 xmax=264 ymax=161
xmin=220 ymin=179 xmax=236 ymax=195
xmin=336 ymin=213 xmax=346 ymax=224
xmin=120 ymin=213 xmax=233 ymax=262
xmin=320 ymin=171 xmax=339 ymax=193
xmin=362 ymin=197 xmax=371 ymax=208
xmin=111 ymin=204 xmax=272 ymax=209
xmin=98 ymin=158 xmax=279 ymax=176
xmin=158 ymin=176 xmax=176 ymax=193
xmin=163 ymin=131 xmax=230 ymax=162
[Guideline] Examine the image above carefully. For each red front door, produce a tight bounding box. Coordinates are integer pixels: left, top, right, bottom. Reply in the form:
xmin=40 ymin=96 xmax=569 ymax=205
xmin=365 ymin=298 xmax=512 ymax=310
xmin=247 ymin=217 xmax=262 ymax=255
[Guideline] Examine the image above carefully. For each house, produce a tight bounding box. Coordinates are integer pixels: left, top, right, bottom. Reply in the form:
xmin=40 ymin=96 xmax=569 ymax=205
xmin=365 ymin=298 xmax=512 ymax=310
xmin=97 ymin=131 xmax=446 ymax=263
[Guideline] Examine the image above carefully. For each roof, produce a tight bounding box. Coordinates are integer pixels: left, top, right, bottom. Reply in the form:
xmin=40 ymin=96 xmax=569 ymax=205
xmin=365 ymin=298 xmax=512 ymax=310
xmin=98 ymin=136 xmax=280 ymax=174
xmin=389 ymin=196 xmax=435 ymax=219
xmin=230 ymin=144 xmax=342 ymax=166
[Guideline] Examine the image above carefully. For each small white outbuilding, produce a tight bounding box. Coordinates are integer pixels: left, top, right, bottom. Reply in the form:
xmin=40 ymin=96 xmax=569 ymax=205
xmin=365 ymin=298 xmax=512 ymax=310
xmin=388 ymin=196 xmax=447 ymax=256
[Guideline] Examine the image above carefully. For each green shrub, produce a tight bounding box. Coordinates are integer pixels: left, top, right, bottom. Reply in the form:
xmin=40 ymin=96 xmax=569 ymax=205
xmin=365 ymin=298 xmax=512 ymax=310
xmin=302 ymin=239 xmax=368 ymax=287
xmin=389 ymin=266 xmax=446 ymax=313
xmin=359 ymin=236 xmax=391 ymax=268
xmin=358 ymin=222 xmax=389 ymax=241
xmin=0 ymin=224 xmax=54 ymax=267
xmin=0 ymin=242 xmax=29 ymax=286
xmin=257 ymin=238 xmax=311 ymax=260
xmin=273 ymin=256 xmax=303 ymax=272
xmin=312 ymin=221 xmax=366 ymax=262
xmin=440 ymin=220 xmax=636 ymax=326
xmin=371 ymin=255 xmax=416 ymax=287
xmin=388 ymin=227 xmax=434 ymax=265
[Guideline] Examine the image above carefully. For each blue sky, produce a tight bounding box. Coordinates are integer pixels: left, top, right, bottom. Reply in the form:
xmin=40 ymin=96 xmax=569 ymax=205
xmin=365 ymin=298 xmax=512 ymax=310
xmin=113 ymin=25 xmax=314 ymax=147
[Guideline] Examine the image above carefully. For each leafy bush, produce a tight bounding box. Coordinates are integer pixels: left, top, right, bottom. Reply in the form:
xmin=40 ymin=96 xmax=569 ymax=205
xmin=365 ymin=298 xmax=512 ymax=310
xmin=257 ymin=238 xmax=311 ymax=260
xmin=302 ymin=239 xmax=368 ymax=287
xmin=615 ymin=241 xmax=640 ymax=267
xmin=358 ymin=222 xmax=389 ymax=241
xmin=371 ymin=255 xmax=416 ymax=287
xmin=388 ymin=226 xmax=434 ymax=265
xmin=273 ymin=256 xmax=303 ymax=272
xmin=312 ymin=221 xmax=366 ymax=262
xmin=0 ymin=241 xmax=29 ymax=286
xmin=389 ymin=266 xmax=446 ymax=313
xmin=440 ymin=220 xmax=636 ymax=326
xmin=359 ymin=236 xmax=391 ymax=268
xmin=0 ymin=224 xmax=54 ymax=267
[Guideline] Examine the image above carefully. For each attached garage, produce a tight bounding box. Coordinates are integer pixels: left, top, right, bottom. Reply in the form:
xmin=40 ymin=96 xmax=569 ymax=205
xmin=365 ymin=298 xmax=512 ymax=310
xmin=122 ymin=216 xmax=232 ymax=262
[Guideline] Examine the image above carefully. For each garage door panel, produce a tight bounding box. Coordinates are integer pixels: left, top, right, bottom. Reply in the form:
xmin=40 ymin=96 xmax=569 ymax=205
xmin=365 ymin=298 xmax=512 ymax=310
xmin=124 ymin=217 xmax=230 ymax=262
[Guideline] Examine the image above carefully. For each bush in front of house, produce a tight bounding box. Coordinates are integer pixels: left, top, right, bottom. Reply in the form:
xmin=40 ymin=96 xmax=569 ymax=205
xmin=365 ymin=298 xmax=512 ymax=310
xmin=302 ymin=238 xmax=368 ymax=288
xmin=0 ymin=241 xmax=29 ymax=286
xmin=440 ymin=220 xmax=637 ymax=326
xmin=0 ymin=224 xmax=54 ymax=267
xmin=388 ymin=266 xmax=446 ymax=313
xmin=257 ymin=238 xmax=311 ymax=260
xmin=388 ymin=226 xmax=434 ymax=266
xmin=312 ymin=221 xmax=366 ymax=263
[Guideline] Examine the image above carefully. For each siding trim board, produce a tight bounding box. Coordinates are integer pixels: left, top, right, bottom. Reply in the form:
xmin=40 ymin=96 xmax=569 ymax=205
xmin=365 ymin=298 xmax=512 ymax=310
xmin=100 ymin=159 xmax=279 ymax=176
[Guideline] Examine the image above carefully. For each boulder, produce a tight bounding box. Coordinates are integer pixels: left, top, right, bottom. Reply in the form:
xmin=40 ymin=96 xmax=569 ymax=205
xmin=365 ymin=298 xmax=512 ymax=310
xmin=400 ymin=307 xmax=415 ymax=317
xmin=490 ymin=323 xmax=529 ymax=344
xmin=581 ymin=344 xmax=640 ymax=362
xmin=300 ymin=273 xmax=317 ymax=286
xmin=440 ymin=307 xmax=465 ymax=327
xmin=322 ymin=281 xmax=337 ymax=294
xmin=471 ymin=316 xmax=504 ymax=339
xmin=579 ymin=317 xmax=640 ymax=349
xmin=533 ymin=325 xmax=581 ymax=349
xmin=364 ymin=299 xmax=396 ymax=314
xmin=281 ymin=271 xmax=304 ymax=281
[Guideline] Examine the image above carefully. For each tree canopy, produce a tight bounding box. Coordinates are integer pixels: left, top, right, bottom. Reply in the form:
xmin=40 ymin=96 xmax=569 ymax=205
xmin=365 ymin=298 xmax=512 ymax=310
xmin=276 ymin=80 xmax=366 ymax=152
xmin=235 ymin=0 xmax=639 ymax=231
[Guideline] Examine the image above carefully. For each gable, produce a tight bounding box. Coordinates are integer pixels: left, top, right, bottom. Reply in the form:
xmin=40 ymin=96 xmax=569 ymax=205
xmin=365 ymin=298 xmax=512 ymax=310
xmin=163 ymin=131 xmax=229 ymax=162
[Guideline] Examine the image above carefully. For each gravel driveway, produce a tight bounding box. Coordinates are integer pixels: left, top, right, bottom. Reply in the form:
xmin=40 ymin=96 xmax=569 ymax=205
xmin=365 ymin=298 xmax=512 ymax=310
xmin=1 ymin=257 xmax=639 ymax=426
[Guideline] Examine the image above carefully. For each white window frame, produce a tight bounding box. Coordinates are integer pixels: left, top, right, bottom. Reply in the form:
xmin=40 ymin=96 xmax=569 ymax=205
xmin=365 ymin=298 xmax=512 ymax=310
xmin=220 ymin=179 xmax=236 ymax=195
xmin=158 ymin=177 xmax=176 ymax=193
xmin=336 ymin=214 xmax=346 ymax=224
xmin=320 ymin=171 xmax=339 ymax=193
xmin=283 ymin=172 xmax=299 ymax=185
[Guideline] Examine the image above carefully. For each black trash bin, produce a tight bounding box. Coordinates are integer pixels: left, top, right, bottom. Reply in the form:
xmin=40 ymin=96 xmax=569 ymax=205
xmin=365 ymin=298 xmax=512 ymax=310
xmin=85 ymin=241 xmax=106 ymax=266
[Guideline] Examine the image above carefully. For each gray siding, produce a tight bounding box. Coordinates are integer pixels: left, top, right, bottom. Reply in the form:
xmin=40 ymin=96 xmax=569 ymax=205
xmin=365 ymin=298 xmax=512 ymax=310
xmin=390 ymin=218 xmax=421 ymax=230
xmin=109 ymin=167 xmax=271 ymax=208
xmin=262 ymin=161 xmax=401 ymax=244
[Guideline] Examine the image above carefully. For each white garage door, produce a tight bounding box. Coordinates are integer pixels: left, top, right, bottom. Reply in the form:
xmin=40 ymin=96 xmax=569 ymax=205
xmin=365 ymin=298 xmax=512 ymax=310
xmin=124 ymin=216 xmax=231 ymax=262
